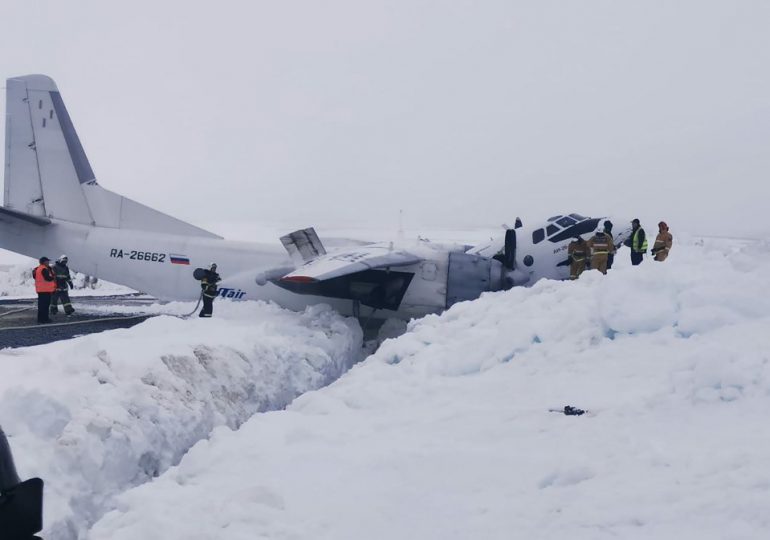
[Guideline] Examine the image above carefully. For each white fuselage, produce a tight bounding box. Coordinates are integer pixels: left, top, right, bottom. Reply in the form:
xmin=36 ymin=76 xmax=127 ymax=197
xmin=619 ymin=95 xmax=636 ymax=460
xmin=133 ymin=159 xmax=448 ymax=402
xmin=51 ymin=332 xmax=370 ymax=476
xmin=1 ymin=218 xmax=457 ymax=320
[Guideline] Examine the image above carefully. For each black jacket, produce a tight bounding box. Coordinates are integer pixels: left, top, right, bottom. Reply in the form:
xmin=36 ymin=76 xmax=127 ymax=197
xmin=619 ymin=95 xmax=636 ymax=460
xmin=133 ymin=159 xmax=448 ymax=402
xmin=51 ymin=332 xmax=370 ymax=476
xmin=53 ymin=261 xmax=74 ymax=290
xmin=201 ymin=270 xmax=221 ymax=297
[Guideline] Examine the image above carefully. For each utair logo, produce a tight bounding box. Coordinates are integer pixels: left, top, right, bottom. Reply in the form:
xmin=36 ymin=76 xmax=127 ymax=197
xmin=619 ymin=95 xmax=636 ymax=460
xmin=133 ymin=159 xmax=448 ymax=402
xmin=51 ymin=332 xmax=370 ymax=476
xmin=218 ymin=287 xmax=246 ymax=299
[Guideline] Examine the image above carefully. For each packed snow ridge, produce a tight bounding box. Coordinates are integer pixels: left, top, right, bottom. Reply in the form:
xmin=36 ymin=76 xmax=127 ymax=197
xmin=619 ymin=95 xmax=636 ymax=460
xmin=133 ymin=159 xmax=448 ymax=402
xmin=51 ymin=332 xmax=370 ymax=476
xmin=84 ymin=237 xmax=770 ymax=540
xmin=0 ymin=302 xmax=363 ymax=539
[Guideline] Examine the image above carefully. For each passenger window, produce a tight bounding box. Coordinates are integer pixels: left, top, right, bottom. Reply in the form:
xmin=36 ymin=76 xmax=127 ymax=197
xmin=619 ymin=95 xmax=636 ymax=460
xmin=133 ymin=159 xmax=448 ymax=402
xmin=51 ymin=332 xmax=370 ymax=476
xmin=532 ymin=229 xmax=545 ymax=244
xmin=546 ymin=224 xmax=559 ymax=236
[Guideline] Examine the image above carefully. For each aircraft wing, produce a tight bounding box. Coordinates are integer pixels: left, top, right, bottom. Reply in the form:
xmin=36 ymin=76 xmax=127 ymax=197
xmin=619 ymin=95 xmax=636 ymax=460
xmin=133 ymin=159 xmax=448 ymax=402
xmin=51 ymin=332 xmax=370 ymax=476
xmin=280 ymin=245 xmax=423 ymax=282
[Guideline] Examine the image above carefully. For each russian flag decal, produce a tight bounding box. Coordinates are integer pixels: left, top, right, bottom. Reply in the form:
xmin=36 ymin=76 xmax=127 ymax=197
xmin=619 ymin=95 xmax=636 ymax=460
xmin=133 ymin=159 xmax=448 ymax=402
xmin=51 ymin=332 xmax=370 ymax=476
xmin=169 ymin=253 xmax=190 ymax=265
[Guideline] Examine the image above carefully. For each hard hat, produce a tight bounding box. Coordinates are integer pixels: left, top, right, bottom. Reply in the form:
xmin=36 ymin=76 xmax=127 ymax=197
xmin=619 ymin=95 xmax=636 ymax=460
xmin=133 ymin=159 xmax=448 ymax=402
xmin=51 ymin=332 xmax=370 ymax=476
xmin=210 ymin=262 xmax=217 ymax=270
xmin=58 ymin=254 xmax=68 ymax=262
xmin=631 ymin=218 xmax=640 ymax=225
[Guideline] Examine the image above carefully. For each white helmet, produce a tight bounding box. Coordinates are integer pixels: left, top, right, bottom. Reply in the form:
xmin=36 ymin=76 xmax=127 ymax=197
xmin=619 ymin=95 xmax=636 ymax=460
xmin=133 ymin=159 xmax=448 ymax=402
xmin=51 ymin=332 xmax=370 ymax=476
xmin=58 ymin=254 xmax=68 ymax=262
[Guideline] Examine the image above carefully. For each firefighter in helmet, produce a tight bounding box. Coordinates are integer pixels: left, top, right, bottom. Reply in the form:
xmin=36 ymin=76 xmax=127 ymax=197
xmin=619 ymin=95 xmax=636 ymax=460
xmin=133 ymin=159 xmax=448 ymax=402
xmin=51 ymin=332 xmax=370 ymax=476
xmin=199 ymin=263 xmax=221 ymax=318
xmin=50 ymin=254 xmax=75 ymax=316
xmin=586 ymin=228 xmax=615 ymax=275
xmin=651 ymin=221 xmax=673 ymax=262
xmin=567 ymin=235 xmax=588 ymax=280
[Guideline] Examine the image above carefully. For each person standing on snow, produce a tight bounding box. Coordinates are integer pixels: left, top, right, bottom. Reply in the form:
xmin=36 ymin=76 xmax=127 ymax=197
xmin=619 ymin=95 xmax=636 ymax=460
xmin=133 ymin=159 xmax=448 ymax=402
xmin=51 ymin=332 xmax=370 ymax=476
xmin=586 ymin=229 xmax=615 ymax=275
xmin=50 ymin=255 xmax=75 ymax=316
xmin=651 ymin=221 xmax=673 ymax=262
xmin=603 ymin=220 xmax=615 ymax=270
xmin=199 ymin=263 xmax=221 ymax=318
xmin=33 ymin=257 xmax=56 ymax=324
xmin=625 ymin=218 xmax=648 ymax=266
xmin=567 ymin=235 xmax=588 ymax=280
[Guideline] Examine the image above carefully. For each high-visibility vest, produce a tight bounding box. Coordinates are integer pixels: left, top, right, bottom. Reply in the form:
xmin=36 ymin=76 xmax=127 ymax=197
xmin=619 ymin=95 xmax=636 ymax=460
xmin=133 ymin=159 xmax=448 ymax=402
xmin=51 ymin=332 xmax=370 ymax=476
xmin=34 ymin=264 xmax=56 ymax=293
xmin=632 ymin=229 xmax=649 ymax=253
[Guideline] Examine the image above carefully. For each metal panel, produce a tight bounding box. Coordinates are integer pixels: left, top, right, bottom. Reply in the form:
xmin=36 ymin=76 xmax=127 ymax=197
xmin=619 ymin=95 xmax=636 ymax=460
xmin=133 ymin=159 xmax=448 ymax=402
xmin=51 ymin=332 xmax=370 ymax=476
xmin=3 ymin=78 xmax=46 ymax=216
xmin=280 ymin=227 xmax=327 ymax=265
xmin=49 ymin=91 xmax=95 ymax=184
xmin=446 ymin=252 xmax=493 ymax=308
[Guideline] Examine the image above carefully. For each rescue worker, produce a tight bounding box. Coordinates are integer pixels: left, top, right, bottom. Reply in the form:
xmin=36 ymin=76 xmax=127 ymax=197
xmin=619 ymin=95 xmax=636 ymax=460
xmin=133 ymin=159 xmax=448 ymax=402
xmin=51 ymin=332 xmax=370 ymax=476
xmin=603 ymin=220 xmax=615 ymax=270
xmin=50 ymin=255 xmax=75 ymax=316
xmin=586 ymin=229 xmax=615 ymax=275
xmin=199 ymin=263 xmax=221 ymax=318
xmin=651 ymin=221 xmax=673 ymax=262
xmin=567 ymin=235 xmax=588 ymax=280
xmin=514 ymin=217 xmax=523 ymax=229
xmin=33 ymin=257 xmax=55 ymax=323
xmin=624 ymin=218 xmax=648 ymax=265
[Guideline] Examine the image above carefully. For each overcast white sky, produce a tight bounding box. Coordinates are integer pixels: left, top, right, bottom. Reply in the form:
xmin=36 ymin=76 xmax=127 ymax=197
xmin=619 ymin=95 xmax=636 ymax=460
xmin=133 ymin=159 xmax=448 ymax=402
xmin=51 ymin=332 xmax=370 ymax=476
xmin=2 ymin=0 xmax=769 ymax=239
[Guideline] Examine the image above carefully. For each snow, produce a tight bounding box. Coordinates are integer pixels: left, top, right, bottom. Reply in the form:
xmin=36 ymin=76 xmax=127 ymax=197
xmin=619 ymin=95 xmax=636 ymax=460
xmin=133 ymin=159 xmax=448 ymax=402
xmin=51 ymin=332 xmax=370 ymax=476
xmin=0 ymin=262 xmax=134 ymax=298
xmin=3 ymin=236 xmax=770 ymax=540
xmin=86 ymin=238 xmax=770 ymax=540
xmin=0 ymin=301 xmax=363 ymax=539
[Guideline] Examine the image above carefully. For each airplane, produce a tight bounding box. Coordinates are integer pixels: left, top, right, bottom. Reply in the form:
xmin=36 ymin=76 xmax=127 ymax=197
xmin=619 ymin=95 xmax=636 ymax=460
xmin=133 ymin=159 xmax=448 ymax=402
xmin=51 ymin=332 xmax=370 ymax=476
xmin=0 ymin=74 xmax=632 ymax=321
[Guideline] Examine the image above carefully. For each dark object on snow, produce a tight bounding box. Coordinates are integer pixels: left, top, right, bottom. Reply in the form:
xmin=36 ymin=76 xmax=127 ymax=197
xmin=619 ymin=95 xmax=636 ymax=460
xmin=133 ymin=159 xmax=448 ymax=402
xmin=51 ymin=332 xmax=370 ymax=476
xmin=549 ymin=406 xmax=586 ymax=416
xmin=0 ymin=427 xmax=44 ymax=539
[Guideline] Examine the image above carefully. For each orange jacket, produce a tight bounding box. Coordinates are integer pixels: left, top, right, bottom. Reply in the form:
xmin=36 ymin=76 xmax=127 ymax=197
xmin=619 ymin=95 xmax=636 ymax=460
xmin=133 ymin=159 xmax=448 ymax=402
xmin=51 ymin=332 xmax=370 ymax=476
xmin=34 ymin=264 xmax=56 ymax=293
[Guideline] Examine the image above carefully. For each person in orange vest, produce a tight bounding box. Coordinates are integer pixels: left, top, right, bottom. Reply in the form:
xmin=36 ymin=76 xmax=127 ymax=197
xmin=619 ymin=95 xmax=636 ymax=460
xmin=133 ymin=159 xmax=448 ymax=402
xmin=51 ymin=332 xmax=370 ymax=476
xmin=651 ymin=221 xmax=673 ymax=261
xmin=33 ymin=256 xmax=56 ymax=323
xmin=567 ymin=235 xmax=588 ymax=280
xmin=586 ymin=229 xmax=615 ymax=275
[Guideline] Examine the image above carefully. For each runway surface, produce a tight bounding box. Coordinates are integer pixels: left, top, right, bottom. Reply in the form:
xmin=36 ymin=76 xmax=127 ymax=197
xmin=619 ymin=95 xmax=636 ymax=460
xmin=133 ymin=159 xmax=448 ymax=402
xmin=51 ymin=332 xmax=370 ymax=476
xmin=0 ymin=294 xmax=158 ymax=348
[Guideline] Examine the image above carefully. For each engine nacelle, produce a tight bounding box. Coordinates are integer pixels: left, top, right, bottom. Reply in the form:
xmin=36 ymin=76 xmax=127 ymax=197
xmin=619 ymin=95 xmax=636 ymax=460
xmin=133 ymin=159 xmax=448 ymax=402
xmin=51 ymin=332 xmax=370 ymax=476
xmin=446 ymin=252 xmax=504 ymax=308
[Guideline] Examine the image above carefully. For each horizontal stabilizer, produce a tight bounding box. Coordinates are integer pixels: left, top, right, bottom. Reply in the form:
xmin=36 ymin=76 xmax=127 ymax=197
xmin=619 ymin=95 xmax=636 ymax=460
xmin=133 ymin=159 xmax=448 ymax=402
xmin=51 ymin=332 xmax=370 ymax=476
xmin=280 ymin=228 xmax=327 ymax=266
xmin=281 ymin=244 xmax=423 ymax=282
xmin=0 ymin=205 xmax=51 ymax=227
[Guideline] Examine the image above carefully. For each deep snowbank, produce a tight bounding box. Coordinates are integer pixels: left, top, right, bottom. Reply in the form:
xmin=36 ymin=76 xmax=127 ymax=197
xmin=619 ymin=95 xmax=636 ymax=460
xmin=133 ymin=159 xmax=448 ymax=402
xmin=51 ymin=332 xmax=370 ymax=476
xmin=91 ymin=239 xmax=770 ymax=540
xmin=0 ymin=301 xmax=362 ymax=539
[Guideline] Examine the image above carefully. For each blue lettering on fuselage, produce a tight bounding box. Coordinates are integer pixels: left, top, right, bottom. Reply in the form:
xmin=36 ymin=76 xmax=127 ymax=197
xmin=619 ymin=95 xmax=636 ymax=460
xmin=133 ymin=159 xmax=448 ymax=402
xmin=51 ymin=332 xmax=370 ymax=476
xmin=218 ymin=287 xmax=246 ymax=299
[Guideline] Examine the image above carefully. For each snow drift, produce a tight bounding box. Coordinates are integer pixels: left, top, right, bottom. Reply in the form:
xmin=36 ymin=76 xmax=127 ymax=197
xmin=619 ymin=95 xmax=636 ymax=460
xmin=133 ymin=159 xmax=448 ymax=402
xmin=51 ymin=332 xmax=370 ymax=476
xmin=0 ymin=301 xmax=362 ymax=539
xmin=90 ymin=238 xmax=770 ymax=540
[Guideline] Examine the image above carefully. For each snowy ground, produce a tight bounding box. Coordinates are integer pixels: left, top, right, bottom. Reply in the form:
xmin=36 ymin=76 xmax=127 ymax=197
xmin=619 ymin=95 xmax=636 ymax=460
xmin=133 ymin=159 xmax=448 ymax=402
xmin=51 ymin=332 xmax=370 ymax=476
xmin=0 ymin=261 xmax=134 ymax=298
xmin=0 ymin=301 xmax=363 ymax=539
xmin=3 ymin=235 xmax=770 ymax=540
xmin=83 ymin=236 xmax=770 ymax=540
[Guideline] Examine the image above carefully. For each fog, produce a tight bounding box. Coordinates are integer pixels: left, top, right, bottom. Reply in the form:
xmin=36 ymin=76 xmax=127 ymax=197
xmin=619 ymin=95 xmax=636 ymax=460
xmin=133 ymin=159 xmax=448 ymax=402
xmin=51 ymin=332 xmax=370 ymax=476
xmin=2 ymin=0 xmax=768 ymax=240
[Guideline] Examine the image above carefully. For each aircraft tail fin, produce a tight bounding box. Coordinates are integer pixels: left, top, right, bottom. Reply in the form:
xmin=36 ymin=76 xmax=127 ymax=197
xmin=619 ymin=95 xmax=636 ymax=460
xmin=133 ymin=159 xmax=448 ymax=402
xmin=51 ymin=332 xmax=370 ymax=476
xmin=4 ymin=75 xmax=220 ymax=238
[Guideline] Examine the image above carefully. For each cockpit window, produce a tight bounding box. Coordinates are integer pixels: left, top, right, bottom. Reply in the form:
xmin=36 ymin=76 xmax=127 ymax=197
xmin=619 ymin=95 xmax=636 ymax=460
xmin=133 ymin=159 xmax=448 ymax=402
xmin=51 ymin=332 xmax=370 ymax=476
xmin=556 ymin=216 xmax=576 ymax=227
xmin=532 ymin=228 xmax=545 ymax=244
xmin=569 ymin=213 xmax=586 ymax=221
xmin=546 ymin=224 xmax=559 ymax=236
xmin=547 ymin=215 xmax=562 ymax=222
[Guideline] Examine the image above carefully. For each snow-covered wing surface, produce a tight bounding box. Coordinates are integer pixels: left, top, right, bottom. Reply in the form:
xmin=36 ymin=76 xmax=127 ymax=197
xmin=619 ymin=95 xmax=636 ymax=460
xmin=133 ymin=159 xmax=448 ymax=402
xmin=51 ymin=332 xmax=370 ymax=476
xmin=281 ymin=244 xmax=423 ymax=282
